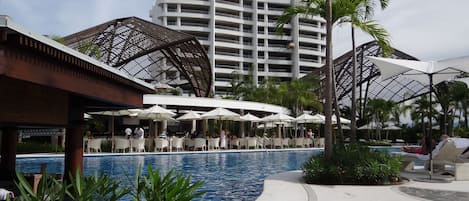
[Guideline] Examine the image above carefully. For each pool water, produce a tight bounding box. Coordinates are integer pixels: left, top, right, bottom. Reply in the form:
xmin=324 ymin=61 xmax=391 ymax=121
xmin=17 ymin=150 xmax=320 ymax=200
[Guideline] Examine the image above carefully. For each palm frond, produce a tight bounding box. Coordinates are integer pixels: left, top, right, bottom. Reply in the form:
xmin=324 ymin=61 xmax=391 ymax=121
xmin=352 ymin=18 xmax=393 ymax=56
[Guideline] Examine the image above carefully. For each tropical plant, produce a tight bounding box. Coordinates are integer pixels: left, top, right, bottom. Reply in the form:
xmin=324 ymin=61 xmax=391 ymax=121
xmin=302 ymin=143 xmax=401 ymax=184
xmin=365 ymin=98 xmax=395 ymax=127
xmin=133 ymin=165 xmax=205 ymax=201
xmin=449 ymin=81 xmax=469 ymax=129
xmin=14 ymin=167 xmax=205 ymax=201
xmin=434 ymin=81 xmax=456 ymax=135
xmin=276 ymin=0 xmax=392 ymax=157
xmin=410 ymin=95 xmax=438 ymax=135
xmin=349 ymin=0 xmax=392 ymax=143
xmin=227 ymin=72 xmax=322 ymax=116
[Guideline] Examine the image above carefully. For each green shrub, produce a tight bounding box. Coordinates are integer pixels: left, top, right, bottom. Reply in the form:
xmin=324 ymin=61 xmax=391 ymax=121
xmin=303 ymin=143 xmax=401 ymax=185
xmin=133 ymin=165 xmax=205 ymax=201
xmin=14 ymin=166 xmax=205 ymax=201
xmin=16 ymin=141 xmax=64 ymax=154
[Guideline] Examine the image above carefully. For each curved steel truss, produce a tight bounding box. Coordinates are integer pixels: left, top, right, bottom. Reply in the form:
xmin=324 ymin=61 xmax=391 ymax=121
xmin=63 ymin=17 xmax=212 ymax=97
xmin=311 ymin=41 xmax=427 ymax=108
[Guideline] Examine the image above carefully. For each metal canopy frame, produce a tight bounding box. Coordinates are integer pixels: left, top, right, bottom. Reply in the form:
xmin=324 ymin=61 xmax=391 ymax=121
xmin=63 ymin=17 xmax=212 ymax=97
xmin=311 ymin=41 xmax=428 ymax=116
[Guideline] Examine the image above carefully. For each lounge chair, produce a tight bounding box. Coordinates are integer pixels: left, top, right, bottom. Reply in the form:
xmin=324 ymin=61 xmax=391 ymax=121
xmin=399 ymin=138 xmax=469 ymax=171
xmin=114 ymin=138 xmax=130 ymax=153
xmin=154 ymin=138 xmax=169 ymax=152
xmin=131 ymin=138 xmax=146 ymax=152
xmin=87 ymin=138 xmax=102 ymax=153
xmin=208 ymin=138 xmax=220 ymax=150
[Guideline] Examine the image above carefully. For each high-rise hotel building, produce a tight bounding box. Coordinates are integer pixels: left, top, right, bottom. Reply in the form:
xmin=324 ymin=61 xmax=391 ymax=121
xmin=150 ymin=0 xmax=326 ymax=96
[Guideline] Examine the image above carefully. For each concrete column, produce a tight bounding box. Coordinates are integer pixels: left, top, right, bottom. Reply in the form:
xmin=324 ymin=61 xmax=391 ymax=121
xmin=0 ymin=127 xmax=18 ymax=180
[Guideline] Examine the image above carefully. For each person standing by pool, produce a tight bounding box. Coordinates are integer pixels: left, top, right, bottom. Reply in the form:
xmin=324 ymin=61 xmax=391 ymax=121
xmin=135 ymin=127 xmax=144 ymax=139
xmin=125 ymin=127 xmax=132 ymax=139
xmin=220 ymin=129 xmax=227 ymax=149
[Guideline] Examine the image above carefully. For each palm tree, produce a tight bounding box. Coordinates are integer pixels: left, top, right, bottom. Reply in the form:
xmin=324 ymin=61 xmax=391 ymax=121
xmin=350 ymin=0 xmax=392 ymax=143
xmin=450 ymin=81 xmax=469 ymax=129
xmin=276 ymin=0 xmax=392 ymax=156
xmin=365 ymin=98 xmax=394 ymax=139
xmin=434 ymin=81 xmax=455 ymax=135
xmin=411 ymin=95 xmax=438 ymax=135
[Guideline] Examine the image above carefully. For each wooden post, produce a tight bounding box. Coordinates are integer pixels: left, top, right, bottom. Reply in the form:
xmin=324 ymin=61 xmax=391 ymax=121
xmin=64 ymin=99 xmax=85 ymax=181
xmin=0 ymin=127 xmax=18 ymax=180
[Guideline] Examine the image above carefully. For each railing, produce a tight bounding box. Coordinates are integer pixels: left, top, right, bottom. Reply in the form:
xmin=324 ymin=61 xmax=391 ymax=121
xmin=215 ymin=38 xmax=240 ymax=44
xmin=216 ymin=11 xmax=240 ymax=19
xmin=215 ymin=24 xmax=240 ymax=31
xmin=181 ymin=8 xmax=209 ymax=14
xmin=181 ymin=21 xmax=209 ymax=27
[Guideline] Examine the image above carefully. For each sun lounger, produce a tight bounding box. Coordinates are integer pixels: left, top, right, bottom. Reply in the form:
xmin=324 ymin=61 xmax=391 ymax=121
xmin=399 ymin=138 xmax=469 ymax=171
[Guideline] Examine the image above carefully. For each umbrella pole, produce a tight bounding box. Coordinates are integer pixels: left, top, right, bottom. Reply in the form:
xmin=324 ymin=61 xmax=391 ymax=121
xmin=427 ymin=74 xmax=434 ymax=180
xmin=111 ymin=116 xmax=115 ymax=153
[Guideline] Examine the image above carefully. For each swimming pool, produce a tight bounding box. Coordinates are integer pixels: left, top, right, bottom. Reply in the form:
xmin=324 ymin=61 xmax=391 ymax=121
xmin=17 ymin=150 xmax=320 ymax=200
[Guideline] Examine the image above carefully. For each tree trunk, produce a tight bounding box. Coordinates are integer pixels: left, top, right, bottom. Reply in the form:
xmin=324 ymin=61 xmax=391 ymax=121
xmin=350 ymin=25 xmax=357 ymax=143
xmin=324 ymin=0 xmax=334 ymax=160
xmin=332 ymin=68 xmax=344 ymax=144
xmin=464 ymin=105 xmax=468 ymax=129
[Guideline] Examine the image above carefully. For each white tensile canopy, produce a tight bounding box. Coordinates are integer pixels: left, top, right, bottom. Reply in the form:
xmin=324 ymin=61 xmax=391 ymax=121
xmin=240 ymin=113 xmax=262 ymax=122
xmin=368 ymin=55 xmax=469 ymax=178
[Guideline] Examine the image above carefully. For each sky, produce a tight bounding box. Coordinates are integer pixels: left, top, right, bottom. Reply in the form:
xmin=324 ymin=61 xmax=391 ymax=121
xmin=1 ymin=0 xmax=469 ymax=61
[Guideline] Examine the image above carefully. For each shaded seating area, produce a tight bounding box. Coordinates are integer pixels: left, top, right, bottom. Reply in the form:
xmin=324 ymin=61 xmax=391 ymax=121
xmin=0 ymin=15 xmax=153 ymax=184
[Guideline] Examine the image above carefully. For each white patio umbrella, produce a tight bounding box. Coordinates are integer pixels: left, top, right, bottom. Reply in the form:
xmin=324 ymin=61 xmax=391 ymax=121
xmin=240 ymin=113 xmax=261 ymax=122
xmin=135 ymin=105 xmax=176 ymax=120
xmin=268 ymin=113 xmax=295 ymax=138
xmin=240 ymin=113 xmax=261 ymax=137
xmin=201 ymin=107 xmax=240 ymax=136
xmin=368 ymin=55 xmax=469 ymax=179
xmin=357 ymin=122 xmax=382 ymax=130
xmin=332 ymin=115 xmax=352 ymax=124
xmin=201 ymin=107 xmax=240 ymax=120
xmin=311 ymin=114 xmax=326 ymax=124
xmin=88 ymin=108 xmax=142 ymax=152
xmin=383 ymin=125 xmax=402 ymax=140
xmin=176 ymin=111 xmax=201 ymax=133
xmin=383 ymin=125 xmax=402 ymax=130
xmin=295 ymin=113 xmax=324 ymax=124
xmin=176 ymin=111 xmax=201 ymax=121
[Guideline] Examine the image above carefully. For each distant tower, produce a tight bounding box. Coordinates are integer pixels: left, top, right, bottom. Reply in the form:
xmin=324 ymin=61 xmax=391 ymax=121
xmin=150 ymin=0 xmax=326 ymax=96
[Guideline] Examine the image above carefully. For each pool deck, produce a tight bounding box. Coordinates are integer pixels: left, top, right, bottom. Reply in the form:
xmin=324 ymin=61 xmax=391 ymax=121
xmin=257 ymin=170 xmax=469 ymax=201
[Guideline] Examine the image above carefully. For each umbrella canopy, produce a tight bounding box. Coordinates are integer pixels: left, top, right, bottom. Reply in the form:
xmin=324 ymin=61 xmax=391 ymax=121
xmin=383 ymin=125 xmax=402 ymax=130
xmin=201 ymin=107 xmax=240 ymax=120
xmin=135 ymin=105 xmax=176 ymax=120
xmin=295 ymin=113 xmax=324 ymax=123
xmin=268 ymin=113 xmax=295 ymax=122
xmin=176 ymin=111 xmax=201 ymax=121
xmin=310 ymin=114 xmax=326 ymax=124
xmin=240 ymin=113 xmax=261 ymax=122
xmin=368 ymin=55 xmax=469 ymax=178
xmin=89 ymin=109 xmax=142 ymax=116
xmin=367 ymin=56 xmax=468 ymax=85
xmin=357 ymin=122 xmax=382 ymax=130
xmin=331 ymin=115 xmax=352 ymax=124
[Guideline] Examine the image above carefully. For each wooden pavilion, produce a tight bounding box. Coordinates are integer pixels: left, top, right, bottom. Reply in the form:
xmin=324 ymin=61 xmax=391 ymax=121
xmin=0 ymin=16 xmax=154 ymax=181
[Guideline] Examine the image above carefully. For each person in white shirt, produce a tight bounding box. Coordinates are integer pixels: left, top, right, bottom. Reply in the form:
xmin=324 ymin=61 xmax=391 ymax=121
xmin=125 ymin=128 xmax=132 ymax=139
xmin=135 ymin=127 xmax=144 ymax=139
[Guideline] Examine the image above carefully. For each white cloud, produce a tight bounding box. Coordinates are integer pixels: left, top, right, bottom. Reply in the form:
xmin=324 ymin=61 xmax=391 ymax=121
xmin=333 ymin=0 xmax=469 ymax=61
